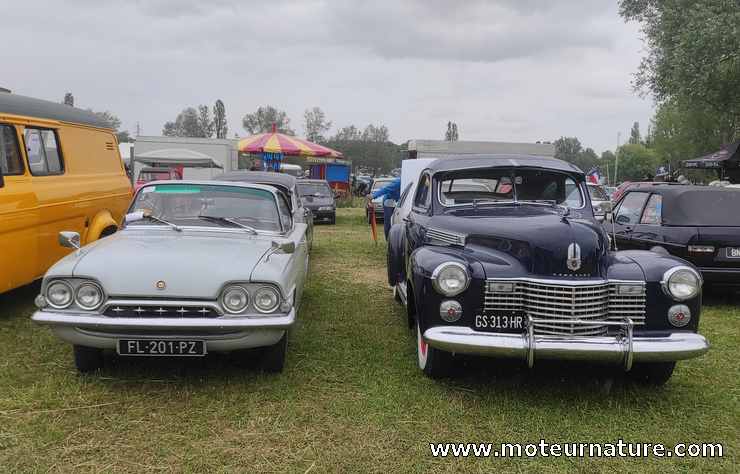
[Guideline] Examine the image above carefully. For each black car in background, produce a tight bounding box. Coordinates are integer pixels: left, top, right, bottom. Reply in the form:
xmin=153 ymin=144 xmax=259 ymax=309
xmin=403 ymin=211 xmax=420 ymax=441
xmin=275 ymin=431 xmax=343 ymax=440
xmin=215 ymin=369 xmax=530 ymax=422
xmin=386 ymin=155 xmax=708 ymax=384
xmin=608 ymin=183 xmax=740 ymax=287
xmin=296 ymin=179 xmax=336 ymax=224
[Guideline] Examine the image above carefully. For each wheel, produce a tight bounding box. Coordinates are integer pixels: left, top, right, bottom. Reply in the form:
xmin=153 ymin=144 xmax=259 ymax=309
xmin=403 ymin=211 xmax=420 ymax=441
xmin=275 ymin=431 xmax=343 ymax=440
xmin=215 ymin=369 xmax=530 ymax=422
xmin=73 ymin=345 xmax=104 ymax=373
xmin=629 ymin=362 xmax=676 ymax=386
xmin=260 ymin=332 xmax=288 ymax=373
xmin=416 ymin=320 xmax=453 ymax=378
xmin=393 ymin=285 xmax=402 ymax=304
xmin=329 ymin=214 xmax=336 ymax=225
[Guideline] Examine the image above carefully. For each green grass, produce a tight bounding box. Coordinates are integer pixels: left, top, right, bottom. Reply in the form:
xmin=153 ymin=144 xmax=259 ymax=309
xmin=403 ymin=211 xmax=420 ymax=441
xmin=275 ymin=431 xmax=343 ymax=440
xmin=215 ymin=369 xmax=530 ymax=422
xmin=0 ymin=208 xmax=738 ymax=472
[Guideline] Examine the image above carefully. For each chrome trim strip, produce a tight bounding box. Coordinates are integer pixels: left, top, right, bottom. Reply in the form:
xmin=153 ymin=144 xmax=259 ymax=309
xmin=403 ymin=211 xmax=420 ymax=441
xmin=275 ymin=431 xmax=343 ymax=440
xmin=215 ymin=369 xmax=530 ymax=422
xmin=102 ymin=299 xmax=223 ymax=315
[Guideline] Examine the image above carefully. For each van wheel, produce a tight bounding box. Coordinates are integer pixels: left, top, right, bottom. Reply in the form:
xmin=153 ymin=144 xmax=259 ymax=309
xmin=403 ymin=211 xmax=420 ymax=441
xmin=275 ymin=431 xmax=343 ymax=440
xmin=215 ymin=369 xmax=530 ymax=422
xmin=416 ymin=320 xmax=452 ymax=378
xmin=629 ymin=362 xmax=675 ymax=386
xmin=73 ymin=345 xmax=104 ymax=373
xmin=260 ymin=332 xmax=288 ymax=373
xmin=99 ymin=226 xmax=117 ymax=239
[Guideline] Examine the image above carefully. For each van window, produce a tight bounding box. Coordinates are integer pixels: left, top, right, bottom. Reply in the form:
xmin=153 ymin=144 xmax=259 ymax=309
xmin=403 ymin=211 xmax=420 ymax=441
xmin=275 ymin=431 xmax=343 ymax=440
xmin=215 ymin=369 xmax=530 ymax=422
xmin=0 ymin=125 xmax=23 ymax=175
xmin=24 ymin=128 xmax=64 ymax=176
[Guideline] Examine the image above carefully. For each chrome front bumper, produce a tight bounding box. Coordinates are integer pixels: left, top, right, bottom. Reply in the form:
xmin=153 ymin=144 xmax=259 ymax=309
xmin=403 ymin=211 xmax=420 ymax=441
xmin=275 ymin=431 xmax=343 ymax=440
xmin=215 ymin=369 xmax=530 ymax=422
xmin=424 ymin=318 xmax=709 ymax=370
xmin=31 ymin=309 xmax=295 ymax=351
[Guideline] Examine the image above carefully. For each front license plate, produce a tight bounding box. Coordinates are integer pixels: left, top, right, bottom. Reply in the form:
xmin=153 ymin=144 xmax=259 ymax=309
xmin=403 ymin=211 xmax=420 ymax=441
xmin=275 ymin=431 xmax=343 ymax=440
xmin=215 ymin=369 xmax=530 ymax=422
xmin=474 ymin=314 xmax=526 ymax=333
xmin=117 ymin=339 xmax=206 ymax=357
xmin=726 ymin=247 xmax=740 ymax=258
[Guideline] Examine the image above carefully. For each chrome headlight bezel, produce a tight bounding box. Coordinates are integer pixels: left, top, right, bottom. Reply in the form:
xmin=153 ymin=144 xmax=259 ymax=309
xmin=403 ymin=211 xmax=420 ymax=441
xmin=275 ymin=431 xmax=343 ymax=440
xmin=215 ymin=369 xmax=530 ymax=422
xmin=431 ymin=262 xmax=470 ymax=297
xmin=220 ymin=285 xmax=250 ymax=314
xmin=661 ymin=266 xmax=701 ymax=301
xmin=74 ymin=282 xmax=105 ymax=311
xmin=253 ymin=286 xmax=281 ymax=313
xmin=46 ymin=280 xmax=74 ymax=309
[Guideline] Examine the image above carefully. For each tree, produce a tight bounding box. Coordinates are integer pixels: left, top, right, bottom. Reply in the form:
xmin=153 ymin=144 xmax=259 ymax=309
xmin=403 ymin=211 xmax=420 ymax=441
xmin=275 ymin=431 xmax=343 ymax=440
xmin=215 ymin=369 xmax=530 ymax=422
xmin=63 ymin=93 xmax=74 ymax=107
xmin=197 ymin=105 xmax=214 ymax=138
xmin=213 ymin=99 xmax=228 ymax=139
xmin=619 ymin=0 xmax=739 ymax=143
xmin=445 ymin=121 xmax=459 ymax=141
xmin=332 ymin=125 xmax=361 ymax=141
xmin=554 ymin=137 xmax=583 ymax=163
xmin=629 ymin=121 xmax=641 ymax=145
xmin=303 ymin=107 xmax=332 ymax=143
xmin=361 ymin=124 xmax=389 ymax=142
xmin=242 ymin=106 xmax=294 ymax=135
xmin=614 ymin=143 xmax=660 ymax=182
xmin=162 ymin=107 xmax=205 ymax=137
xmin=325 ymin=123 xmax=399 ymax=173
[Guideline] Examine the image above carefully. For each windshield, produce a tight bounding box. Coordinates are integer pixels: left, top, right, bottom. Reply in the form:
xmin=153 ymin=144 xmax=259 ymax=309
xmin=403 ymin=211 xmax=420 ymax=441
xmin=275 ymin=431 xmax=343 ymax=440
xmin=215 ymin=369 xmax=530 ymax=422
xmin=372 ymin=180 xmax=393 ymax=192
xmin=129 ymin=183 xmax=281 ymax=232
xmin=588 ymin=185 xmax=609 ymax=201
xmin=438 ymin=168 xmax=584 ymax=208
xmin=297 ymin=183 xmax=332 ymax=198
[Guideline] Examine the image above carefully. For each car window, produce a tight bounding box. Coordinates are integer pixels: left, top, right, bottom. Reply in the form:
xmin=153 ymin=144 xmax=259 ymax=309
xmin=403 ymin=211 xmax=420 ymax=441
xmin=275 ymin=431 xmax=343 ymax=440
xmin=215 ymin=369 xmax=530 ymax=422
xmin=398 ymin=182 xmax=413 ymax=207
xmin=277 ymin=193 xmax=293 ymax=231
xmin=588 ymin=185 xmax=609 ymax=201
xmin=297 ymin=183 xmax=332 ymax=198
xmin=414 ymin=173 xmax=431 ymax=208
xmin=24 ymin=128 xmax=64 ymax=176
xmin=615 ymin=192 xmax=649 ymax=225
xmin=640 ymin=194 xmax=663 ymax=225
xmin=0 ymin=124 xmax=23 ymax=175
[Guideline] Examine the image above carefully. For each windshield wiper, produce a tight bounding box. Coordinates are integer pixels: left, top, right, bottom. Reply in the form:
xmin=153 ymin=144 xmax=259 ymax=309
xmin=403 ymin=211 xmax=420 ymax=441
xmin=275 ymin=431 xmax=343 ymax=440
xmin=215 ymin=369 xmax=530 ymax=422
xmin=517 ymin=200 xmax=570 ymax=216
xmin=143 ymin=214 xmax=182 ymax=232
xmin=197 ymin=215 xmax=258 ymax=234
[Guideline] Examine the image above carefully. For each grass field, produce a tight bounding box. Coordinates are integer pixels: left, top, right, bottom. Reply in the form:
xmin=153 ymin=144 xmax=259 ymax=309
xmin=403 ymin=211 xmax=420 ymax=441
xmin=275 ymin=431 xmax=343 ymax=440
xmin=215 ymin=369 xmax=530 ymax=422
xmin=1 ymin=208 xmax=738 ymax=472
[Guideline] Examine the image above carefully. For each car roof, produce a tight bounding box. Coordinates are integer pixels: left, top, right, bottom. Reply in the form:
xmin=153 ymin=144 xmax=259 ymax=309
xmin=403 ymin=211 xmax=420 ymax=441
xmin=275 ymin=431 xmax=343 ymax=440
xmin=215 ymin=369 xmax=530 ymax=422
xmin=297 ymin=179 xmax=330 ymax=185
xmin=426 ymin=154 xmax=583 ymax=174
xmin=0 ymin=92 xmax=111 ymax=129
xmin=213 ymin=171 xmax=296 ymax=188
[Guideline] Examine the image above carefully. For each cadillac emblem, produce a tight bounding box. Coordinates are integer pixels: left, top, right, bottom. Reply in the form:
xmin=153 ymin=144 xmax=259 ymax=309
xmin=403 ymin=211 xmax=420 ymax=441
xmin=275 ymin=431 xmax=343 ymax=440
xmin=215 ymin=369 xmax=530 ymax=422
xmin=155 ymin=280 xmax=166 ymax=290
xmin=566 ymin=243 xmax=582 ymax=271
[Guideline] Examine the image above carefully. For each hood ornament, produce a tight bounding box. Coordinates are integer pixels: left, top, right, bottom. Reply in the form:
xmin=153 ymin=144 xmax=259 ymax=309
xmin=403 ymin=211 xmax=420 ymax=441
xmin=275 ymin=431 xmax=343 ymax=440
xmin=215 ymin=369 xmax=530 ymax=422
xmin=566 ymin=243 xmax=582 ymax=271
xmin=155 ymin=280 xmax=166 ymax=290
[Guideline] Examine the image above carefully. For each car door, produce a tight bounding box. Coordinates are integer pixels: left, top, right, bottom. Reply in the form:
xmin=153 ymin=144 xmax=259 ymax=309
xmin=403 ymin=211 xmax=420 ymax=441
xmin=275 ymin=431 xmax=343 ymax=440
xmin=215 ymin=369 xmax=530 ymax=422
xmin=277 ymin=193 xmax=309 ymax=305
xmin=611 ymin=191 xmax=650 ymax=250
xmin=292 ymin=185 xmax=313 ymax=249
xmin=405 ymin=172 xmax=432 ymax=276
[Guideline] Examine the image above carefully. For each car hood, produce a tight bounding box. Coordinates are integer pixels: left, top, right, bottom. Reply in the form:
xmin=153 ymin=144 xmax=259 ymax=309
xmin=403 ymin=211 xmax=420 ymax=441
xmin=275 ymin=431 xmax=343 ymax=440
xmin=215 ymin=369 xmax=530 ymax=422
xmin=431 ymin=207 xmax=608 ymax=278
xmin=301 ymin=196 xmax=334 ymax=208
xmin=61 ymin=229 xmax=276 ymax=298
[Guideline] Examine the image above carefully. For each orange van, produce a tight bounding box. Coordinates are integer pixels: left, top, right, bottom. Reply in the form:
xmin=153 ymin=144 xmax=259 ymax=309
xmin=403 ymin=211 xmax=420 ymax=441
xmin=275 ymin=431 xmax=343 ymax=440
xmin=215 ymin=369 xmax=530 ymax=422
xmin=0 ymin=92 xmax=132 ymax=293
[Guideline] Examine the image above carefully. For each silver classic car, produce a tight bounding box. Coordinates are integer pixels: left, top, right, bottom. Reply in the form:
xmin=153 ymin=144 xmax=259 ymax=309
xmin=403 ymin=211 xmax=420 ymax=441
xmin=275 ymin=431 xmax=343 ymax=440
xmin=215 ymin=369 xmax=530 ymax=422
xmin=32 ymin=181 xmax=309 ymax=373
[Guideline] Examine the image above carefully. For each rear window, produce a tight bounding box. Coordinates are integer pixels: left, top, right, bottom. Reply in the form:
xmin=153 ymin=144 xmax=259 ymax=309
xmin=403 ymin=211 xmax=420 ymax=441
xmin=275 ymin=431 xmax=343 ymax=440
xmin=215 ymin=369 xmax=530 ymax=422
xmin=0 ymin=124 xmax=23 ymax=175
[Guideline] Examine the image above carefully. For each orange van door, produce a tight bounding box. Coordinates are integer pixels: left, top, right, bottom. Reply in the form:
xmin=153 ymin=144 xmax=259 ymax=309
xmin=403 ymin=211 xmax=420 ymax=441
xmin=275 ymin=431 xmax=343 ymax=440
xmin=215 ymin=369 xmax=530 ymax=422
xmin=22 ymin=127 xmax=86 ymax=277
xmin=0 ymin=124 xmax=39 ymax=292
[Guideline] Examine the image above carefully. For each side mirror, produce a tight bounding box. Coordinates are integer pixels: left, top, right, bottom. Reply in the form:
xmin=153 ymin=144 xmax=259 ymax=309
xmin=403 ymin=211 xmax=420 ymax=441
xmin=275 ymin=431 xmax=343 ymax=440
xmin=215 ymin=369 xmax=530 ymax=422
xmin=58 ymin=231 xmax=81 ymax=249
xmin=271 ymin=240 xmax=296 ymax=254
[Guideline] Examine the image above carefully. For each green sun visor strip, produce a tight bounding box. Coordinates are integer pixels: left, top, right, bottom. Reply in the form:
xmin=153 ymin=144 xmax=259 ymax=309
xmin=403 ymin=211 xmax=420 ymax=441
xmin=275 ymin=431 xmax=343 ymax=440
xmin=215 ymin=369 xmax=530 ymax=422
xmin=150 ymin=184 xmax=272 ymax=198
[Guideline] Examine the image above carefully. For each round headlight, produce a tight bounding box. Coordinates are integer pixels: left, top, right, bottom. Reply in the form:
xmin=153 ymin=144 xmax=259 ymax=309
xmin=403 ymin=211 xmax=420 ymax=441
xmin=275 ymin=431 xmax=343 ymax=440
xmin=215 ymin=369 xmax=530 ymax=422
xmin=662 ymin=267 xmax=701 ymax=301
xmin=75 ymin=282 xmax=104 ymax=310
xmin=221 ymin=286 xmax=249 ymax=314
xmin=46 ymin=281 xmax=73 ymax=309
xmin=254 ymin=287 xmax=280 ymax=313
xmin=432 ymin=262 xmax=469 ymax=296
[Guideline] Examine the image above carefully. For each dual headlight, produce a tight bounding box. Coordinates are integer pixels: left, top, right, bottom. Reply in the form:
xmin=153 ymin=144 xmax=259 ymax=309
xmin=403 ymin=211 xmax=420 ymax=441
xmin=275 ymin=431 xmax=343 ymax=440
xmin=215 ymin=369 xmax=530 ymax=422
xmin=431 ymin=262 xmax=469 ymax=296
xmin=662 ymin=266 xmax=701 ymax=301
xmin=45 ymin=280 xmax=104 ymax=311
xmin=220 ymin=285 xmax=281 ymax=314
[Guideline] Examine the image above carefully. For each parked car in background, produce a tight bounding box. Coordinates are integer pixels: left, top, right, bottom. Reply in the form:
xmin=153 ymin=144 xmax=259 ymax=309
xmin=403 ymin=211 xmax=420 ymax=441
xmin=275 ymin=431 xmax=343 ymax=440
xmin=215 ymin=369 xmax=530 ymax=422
xmin=215 ymin=171 xmax=313 ymax=249
xmin=587 ymin=183 xmax=611 ymax=221
xmin=387 ymin=155 xmax=708 ymax=384
xmin=32 ymin=181 xmax=309 ymax=373
xmin=296 ymin=179 xmax=336 ymax=224
xmin=610 ymin=181 xmax=632 ymax=201
xmin=605 ymin=186 xmax=617 ymax=200
xmin=135 ymin=167 xmax=180 ymax=192
xmin=366 ymin=177 xmax=395 ymax=223
xmin=608 ymin=183 xmax=740 ymax=288
xmin=280 ymin=163 xmax=303 ymax=178
xmin=0 ymin=92 xmax=132 ymax=294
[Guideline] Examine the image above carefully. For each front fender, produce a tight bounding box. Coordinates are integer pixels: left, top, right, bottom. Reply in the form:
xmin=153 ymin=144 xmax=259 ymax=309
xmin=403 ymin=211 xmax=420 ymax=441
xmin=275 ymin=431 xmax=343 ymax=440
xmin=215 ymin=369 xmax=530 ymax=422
xmin=85 ymin=210 xmax=119 ymax=243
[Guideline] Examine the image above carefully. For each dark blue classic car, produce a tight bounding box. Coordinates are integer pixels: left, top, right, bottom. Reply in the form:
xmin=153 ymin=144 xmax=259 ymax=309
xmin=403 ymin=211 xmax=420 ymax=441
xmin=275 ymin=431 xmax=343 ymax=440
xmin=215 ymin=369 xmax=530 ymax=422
xmin=387 ymin=156 xmax=709 ymax=384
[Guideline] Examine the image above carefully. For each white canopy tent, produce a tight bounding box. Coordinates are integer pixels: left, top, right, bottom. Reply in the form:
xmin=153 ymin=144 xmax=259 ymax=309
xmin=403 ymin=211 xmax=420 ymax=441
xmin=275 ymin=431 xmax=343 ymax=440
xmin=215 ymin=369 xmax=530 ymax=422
xmin=133 ymin=148 xmax=223 ymax=169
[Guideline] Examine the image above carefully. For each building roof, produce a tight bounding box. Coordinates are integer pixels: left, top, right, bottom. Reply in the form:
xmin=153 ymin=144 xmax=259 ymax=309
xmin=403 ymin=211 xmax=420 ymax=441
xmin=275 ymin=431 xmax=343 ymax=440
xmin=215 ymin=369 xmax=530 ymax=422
xmin=426 ymin=154 xmax=582 ymax=175
xmin=0 ymin=92 xmax=111 ymax=129
xmin=214 ymin=171 xmax=297 ymax=188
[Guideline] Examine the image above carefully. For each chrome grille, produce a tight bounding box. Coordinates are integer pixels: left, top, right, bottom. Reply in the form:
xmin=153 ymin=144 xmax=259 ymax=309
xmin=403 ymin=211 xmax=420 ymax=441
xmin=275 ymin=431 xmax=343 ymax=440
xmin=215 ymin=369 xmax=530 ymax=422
xmin=484 ymin=280 xmax=646 ymax=336
xmin=425 ymin=228 xmax=466 ymax=246
xmin=103 ymin=304 xmax=219 ymax=318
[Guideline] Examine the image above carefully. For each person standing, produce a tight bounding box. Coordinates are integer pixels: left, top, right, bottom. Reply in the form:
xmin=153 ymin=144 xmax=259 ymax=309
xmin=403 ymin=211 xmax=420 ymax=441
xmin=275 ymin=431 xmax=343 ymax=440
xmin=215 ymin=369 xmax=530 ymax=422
xmin=369 ymin=176 xmax=401 ymax=239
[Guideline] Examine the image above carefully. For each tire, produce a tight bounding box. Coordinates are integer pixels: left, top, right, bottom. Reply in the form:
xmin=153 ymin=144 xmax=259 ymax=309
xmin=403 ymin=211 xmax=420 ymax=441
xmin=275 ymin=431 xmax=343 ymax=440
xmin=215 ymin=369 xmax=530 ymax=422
xmin=629 ymin=362 xmax=676 ymax=386
xmin=260 ymin=332 xmax=288 ymax=373
xmin=393 ymin=285 xmax=403 ymax=304
xmin=416 ymin=320 xmax=453 ymax=378
xmin=73 ymin=345 xmax=104 ymax=373
xmin=329 ymin=214 xmax=336 ymax=225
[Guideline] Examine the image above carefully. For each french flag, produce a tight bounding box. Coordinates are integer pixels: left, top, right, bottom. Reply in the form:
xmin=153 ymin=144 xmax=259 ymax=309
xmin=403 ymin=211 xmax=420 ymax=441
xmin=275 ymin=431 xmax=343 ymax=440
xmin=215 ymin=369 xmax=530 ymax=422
xmin=586 ymin=167 xmax=601 ymax=184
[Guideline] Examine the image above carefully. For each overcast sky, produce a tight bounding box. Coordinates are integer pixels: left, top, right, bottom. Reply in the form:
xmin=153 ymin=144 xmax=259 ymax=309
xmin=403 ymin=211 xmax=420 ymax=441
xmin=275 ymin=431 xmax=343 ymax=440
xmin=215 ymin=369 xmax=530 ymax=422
xmin=1 ymin=0 xmax=653 ymax=153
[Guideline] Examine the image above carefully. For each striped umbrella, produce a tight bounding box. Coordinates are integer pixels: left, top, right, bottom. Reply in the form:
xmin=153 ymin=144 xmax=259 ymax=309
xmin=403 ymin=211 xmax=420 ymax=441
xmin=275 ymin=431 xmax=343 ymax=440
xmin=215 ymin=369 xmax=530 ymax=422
xmin=237 ymin=127 xmax=343 ymax=158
